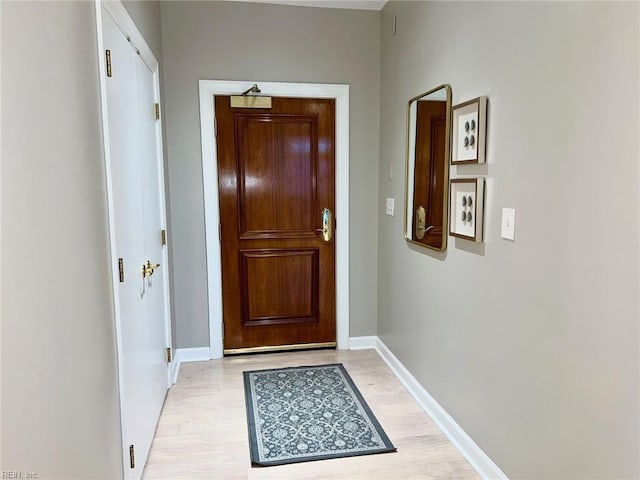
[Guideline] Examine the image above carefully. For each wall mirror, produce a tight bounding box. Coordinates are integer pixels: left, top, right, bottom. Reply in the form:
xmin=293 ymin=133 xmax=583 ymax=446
xmin=404 ymin=84 xmax=452 ymax=251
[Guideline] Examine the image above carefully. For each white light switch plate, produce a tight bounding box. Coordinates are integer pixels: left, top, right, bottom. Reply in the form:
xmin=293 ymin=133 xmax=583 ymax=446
xmin=386 ymin=198 xmax=395 ymax=216
xmin=501 ymin=208 xmax=516 ymax=240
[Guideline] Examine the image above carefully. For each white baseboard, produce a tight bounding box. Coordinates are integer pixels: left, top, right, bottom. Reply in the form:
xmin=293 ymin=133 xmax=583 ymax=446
xmin=349 ymin=335 xmax=378 ymax=350
xmin=171 ymin=347 xmax=211 ymax=384
xmin=353 ymin=336 xmax=508 ymax=480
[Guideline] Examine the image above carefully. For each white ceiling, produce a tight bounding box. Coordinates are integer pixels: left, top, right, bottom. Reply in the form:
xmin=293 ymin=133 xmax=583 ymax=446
xmin=224 ymin=0 xmax=387 ymax=11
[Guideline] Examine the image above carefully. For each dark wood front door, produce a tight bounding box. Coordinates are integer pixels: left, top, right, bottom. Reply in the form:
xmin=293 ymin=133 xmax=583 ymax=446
xmin=412 ymin=100 xmax=447 ymax=249
xmin=215 ymin=96 xmax=336 ymax=353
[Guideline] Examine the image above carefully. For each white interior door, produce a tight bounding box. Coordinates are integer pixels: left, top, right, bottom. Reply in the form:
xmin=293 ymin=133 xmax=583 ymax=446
xmin=101 ymin=7 xmax=170 ymax=479
xmin=136 ymin=33 xmax=169 ymax=430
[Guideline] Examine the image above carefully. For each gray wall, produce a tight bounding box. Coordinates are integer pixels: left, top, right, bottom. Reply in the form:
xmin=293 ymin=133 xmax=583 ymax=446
xmin=160 ymin=1 xmax=381 ymax=347
xmin=378 ymin=1 xmax=639 ymax=478
xmin=1 ymin=2 xmax=122 ymax=478
xmin=1 ymin=1 xmax=165 ymax=478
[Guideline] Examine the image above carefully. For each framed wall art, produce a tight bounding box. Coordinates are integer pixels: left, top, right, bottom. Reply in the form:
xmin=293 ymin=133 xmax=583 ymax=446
xmin=449 ymin=178 xmax=485 ymax=242
xmin=451 ymin=97 xmax=487 ymax=165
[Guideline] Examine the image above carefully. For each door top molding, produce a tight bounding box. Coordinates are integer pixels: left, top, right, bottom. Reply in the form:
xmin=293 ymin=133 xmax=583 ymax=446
xmin=101 ymin=1 xmax=158 ymax=73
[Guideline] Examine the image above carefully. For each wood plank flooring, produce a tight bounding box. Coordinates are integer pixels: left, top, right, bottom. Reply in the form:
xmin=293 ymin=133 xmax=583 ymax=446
xmin=143 ymin=349 xmax=479 ymax=479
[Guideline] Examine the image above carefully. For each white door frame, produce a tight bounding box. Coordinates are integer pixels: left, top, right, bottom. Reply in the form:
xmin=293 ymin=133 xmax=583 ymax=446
xmin=95 ymin=1 xmax=173 ymax=477
xmin=198 ymin=80 xmax=350 ymax=358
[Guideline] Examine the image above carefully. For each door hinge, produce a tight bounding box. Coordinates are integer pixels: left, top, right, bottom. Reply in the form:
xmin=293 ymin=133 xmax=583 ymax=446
xmin=161 ymin=229 xmax=167 ymax=246
xmin=154 ymin=103 xmax=160 ymax=120
xmin=118 ymin=258 xmax=125 ymax=283
xmin=214 ymin=117 xmax=217 ymax=136
xmin=218 ymin=223 xmax=221 ymax=241
xmin=165 ymin=347 xmax=172 ymax=363
xmin=106 ymin=49 xmax=112 ymax=78
xmin=129 ymin=444 xmax=135 ymax=469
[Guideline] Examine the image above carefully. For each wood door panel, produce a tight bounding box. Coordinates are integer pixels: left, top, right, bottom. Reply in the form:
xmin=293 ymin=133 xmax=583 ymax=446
xmin=240 ymin=249 xmax=319 ymax=325
xmin=217 ymin=96 xmax=335 ymax=351
xmin=237 ymin=115 xmax=318 ymax=239
xmin=413 ymin=100 xmax=447 ymax=248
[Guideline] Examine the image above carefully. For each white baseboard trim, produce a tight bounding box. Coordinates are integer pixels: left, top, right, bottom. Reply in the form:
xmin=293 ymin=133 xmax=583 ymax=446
xmin=372 ymin=337 xmax=508 ymax=480
xmin=171 ymin=347 xmax=211 ymax=385
xmin=349 ymin=335 xmax=378 ymax=350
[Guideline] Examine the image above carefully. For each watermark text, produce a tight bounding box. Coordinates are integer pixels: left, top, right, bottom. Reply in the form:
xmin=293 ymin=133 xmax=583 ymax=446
xmin=2 ymin=471 xmax=39 ymax=479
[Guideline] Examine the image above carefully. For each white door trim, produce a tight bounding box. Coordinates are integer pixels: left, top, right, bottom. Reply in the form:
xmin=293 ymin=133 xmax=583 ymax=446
xmin=95 ymin=1 xmax=173 ymax=477
xmin=198 ymin=80 xmax=350 ymax=359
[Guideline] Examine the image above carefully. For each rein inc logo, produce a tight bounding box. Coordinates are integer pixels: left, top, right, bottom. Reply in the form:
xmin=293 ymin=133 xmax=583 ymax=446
xmin=2 ymin=472 xmax=38 ymax=479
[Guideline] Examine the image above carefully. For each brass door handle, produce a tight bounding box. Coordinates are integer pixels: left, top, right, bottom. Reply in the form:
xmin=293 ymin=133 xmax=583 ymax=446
xmin=415 ymin=206 xmax=435 ymax=240
xmin=316 ymin=208 xmax=333 ymax=242
xmin=415 ymin=206 xmax=426 ymax=239
xmin=142 ymin=260 xmax=161 ymax=278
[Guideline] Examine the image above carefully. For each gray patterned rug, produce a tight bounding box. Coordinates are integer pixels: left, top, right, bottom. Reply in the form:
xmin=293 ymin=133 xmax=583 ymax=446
xmin=243 ymin=363 xmax=396 ymax=466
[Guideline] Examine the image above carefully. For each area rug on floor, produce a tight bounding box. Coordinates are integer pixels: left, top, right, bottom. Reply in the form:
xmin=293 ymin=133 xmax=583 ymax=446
xmin=243 ymin=363 xmax=396 ymax=466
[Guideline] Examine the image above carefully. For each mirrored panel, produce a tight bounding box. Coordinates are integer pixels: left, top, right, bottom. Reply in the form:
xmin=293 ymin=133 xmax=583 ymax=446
xmin=404 ymin=84 xmax=452 ymax=251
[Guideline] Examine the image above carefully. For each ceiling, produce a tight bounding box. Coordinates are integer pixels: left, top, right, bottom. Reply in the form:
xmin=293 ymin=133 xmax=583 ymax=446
xmin=224 ymin=0 xmax=388 ymax=11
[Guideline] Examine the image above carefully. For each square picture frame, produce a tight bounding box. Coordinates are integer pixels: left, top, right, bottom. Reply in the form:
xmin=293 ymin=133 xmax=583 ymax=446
xmin=449 ymin=178 xmax=485 ymax=242
xmin=451 ymin=97 xmax=487 ymax=165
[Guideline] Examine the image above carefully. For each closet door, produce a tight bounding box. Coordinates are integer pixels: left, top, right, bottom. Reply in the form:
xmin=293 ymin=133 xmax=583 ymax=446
xmin=136 ymin=33 xmax=169 ymax=444
xmin=102 ymin=9 xmax=169 ymax=479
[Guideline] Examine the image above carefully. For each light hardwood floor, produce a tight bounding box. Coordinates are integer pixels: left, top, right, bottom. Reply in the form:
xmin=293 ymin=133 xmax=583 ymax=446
xmin=143 ymin=349 xmax=479 ymax=479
